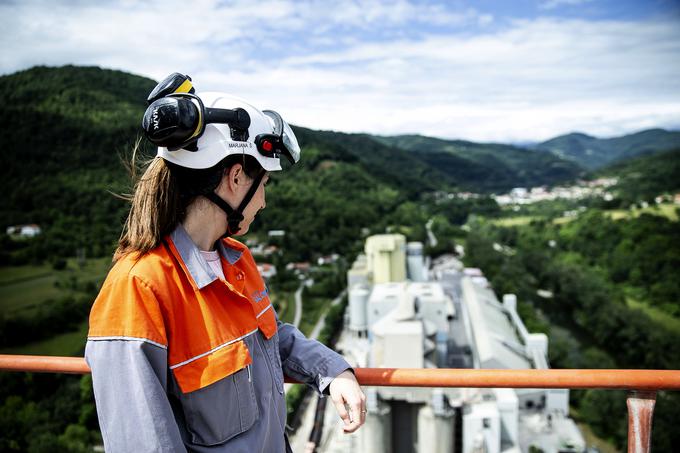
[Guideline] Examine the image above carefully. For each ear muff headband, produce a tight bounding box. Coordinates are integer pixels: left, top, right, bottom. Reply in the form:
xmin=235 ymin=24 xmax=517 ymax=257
xmin=147 ymin=72 xmax=195 ymax=102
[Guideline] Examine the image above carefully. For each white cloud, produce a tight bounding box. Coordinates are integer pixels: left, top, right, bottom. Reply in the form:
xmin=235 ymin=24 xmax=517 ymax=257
xmin=1 ymin=0 xmax=679 ymax=142
xmin=539 ymin=0 xmax=593 ymax=10
xmin=246 ymin=17 xmax=680 ymax=141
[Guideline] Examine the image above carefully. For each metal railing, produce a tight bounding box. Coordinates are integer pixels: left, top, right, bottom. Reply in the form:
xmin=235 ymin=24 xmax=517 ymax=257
xmin=2 ymin=354 xmax=680 ymax=453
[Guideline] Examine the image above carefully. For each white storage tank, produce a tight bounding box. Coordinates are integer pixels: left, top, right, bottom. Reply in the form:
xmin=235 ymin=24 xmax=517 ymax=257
xmin=407 ymin=242 xmax=427 ymax=282
xmin=347 ymin=268 xmax=369 ymax=288
xmin=349 ymin=285 xmax=370 ymax=333
xmin=361 ymin=389 xmax=391 ymax=453
xmin=417 ymin=391 xmax=455 ymax=453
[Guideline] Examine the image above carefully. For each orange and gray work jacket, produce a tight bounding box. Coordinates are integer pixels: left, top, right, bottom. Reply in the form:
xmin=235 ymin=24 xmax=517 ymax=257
xmin=85 ymin=225 xmax=350 ymax=453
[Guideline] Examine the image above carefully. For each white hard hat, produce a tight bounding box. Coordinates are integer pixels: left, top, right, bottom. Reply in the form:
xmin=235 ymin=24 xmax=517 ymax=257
xmin=156 ymin=92 xmax=300 ymax=171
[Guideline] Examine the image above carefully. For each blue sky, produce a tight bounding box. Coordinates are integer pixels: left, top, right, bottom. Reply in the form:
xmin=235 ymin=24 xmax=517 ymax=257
xmin=2 ymin=0 xmax=679 ymax=142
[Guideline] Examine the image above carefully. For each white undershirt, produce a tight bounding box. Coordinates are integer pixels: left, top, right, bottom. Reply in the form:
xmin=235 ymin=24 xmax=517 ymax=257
xmin=200 ymin=250 xmax=225 ymax=280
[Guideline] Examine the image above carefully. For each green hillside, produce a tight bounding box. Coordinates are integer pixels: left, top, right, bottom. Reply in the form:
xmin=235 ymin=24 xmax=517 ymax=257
xmin=536 ymin=129 xmax=680 ymax=170
xmin=0 ymin=65 xmax=156 ymax=260
xmin=598 ymin=148 xmax=680 ymax=205
xmin=373 ymin=134 xmax=584 ymax=191
xmin=0 ymin=66 xmax=454 ymax=263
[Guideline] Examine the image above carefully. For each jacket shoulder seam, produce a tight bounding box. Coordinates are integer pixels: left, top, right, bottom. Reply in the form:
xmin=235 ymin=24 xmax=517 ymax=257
xmin=87 ymin=336 xmax=168 ymax=349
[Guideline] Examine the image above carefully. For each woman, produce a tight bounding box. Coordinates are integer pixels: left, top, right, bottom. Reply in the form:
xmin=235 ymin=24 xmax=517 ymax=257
xmin=85 ymin=75 xmax=365 ymax=452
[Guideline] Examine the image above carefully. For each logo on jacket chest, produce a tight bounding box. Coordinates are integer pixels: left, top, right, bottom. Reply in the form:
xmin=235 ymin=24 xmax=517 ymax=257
xmin=251 ymin=288 xmax=269 ymax=303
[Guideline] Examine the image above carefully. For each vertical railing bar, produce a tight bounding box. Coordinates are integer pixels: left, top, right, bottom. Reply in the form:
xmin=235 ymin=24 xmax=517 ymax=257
xmin=627 ymin=389 xmax=657 ymax=453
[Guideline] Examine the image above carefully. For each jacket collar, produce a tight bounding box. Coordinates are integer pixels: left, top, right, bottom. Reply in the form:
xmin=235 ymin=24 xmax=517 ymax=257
xmin=169 ymin=224 xmax=244 ymax=290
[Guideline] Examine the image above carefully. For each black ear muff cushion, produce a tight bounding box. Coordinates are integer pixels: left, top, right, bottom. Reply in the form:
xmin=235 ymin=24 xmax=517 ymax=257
xmin=142 ymin=96 xmax=202 ymax=149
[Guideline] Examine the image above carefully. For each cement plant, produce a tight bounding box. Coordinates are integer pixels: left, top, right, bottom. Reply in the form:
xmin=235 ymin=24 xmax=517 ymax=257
xmin=290 ymin=234 xmax=586 ymax=453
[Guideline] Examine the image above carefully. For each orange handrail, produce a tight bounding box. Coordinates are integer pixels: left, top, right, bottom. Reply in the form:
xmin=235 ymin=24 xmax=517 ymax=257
xmin=1 ymin=354 xmax=675 ymax=453
xmin=355 ymin=367 xmax=680 ymax=390
xmin=1 ymin=354 xmax=679 ymax=390
xmin=0 ymin=354 xmax=90 ymax=374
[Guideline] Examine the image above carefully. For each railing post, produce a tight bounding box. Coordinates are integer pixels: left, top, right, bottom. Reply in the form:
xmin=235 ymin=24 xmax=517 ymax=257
xmin=627 ymin=390 xmax=657 ymax=453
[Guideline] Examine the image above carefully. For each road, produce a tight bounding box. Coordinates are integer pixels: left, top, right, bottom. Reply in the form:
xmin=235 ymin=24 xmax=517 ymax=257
xmin=293 ymin=281 xmax=305 ymax=328
xmin=285 ymin=287 xmax=344 ymax=397
xmin=309 ymin=289 xmax=346 ymax=340
xmin=425 ymin=217 xmax=438 ymax=248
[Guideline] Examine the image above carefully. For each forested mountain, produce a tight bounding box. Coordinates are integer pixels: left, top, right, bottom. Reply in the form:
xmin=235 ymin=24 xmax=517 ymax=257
xmin=0 ymin=66 xmax=464 ymax=261
xmin=0 ymin=65 xmax=581 ymax=261
xmin=372 ymin=134 xmax=583 ymax=191
xmin=535 ymin=128 xmax=680 ymax=170
xmin=0 ymin=65 xmax=155 ymax=259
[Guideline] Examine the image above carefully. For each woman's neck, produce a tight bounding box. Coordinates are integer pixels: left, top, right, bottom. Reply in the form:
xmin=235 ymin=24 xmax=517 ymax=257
xmin=181 ymin=200 xmax=227 ymax=251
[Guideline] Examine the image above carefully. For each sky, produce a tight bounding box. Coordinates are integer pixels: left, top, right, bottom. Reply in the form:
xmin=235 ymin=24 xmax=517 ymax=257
xmin=2 ymin=0 xmax=680 ymax=143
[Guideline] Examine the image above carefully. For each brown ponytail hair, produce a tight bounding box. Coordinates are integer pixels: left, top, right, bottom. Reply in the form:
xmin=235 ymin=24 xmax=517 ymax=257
xmin=114 ymin=143 xmax=263 ymax=261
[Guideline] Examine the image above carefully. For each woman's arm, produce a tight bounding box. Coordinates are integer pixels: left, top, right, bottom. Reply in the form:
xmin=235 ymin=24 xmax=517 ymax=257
xmin=86 ymin=273 xmax=186 ymax=452
xmin=86 ymin=338 xmax=186 ymax=452
xmin=277 ymin=321 xmax=350 ymax=393
xmin=277 ymin=321 xmax=366 ymax=432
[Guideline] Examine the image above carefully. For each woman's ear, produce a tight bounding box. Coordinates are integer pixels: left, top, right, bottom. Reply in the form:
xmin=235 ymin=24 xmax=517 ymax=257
xmin=215 ymin=164 xmax=240 ymax=200
xmin=225 ymin=163 xmax=243 ymax=193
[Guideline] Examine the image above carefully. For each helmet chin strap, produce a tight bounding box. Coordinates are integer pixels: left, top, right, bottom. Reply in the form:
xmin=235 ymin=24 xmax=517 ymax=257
xmin=203 ymin=171 xmax=266 ymax=240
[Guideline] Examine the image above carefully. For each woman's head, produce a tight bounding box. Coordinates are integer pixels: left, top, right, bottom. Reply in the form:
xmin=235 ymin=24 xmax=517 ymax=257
xmin=115 ymin=81 xmax=300 ymax=260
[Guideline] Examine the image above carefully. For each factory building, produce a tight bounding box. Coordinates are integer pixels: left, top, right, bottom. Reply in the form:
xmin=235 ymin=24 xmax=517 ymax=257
xmin=302 ymin=233 xmax=585 ymax=453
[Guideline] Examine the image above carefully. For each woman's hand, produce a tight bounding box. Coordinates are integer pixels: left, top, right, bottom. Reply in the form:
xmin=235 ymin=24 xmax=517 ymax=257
xmin=328 ymin=369 xmax=366 ymax=433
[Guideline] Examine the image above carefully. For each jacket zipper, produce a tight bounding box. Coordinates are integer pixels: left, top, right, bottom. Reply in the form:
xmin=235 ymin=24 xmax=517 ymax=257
xmin=247 ymin=364 xmax=252 ymax=382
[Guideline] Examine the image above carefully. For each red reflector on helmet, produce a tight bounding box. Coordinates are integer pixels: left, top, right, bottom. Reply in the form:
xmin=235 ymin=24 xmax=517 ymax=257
xmin=262 ymin=140 xmax=273 ymax=152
